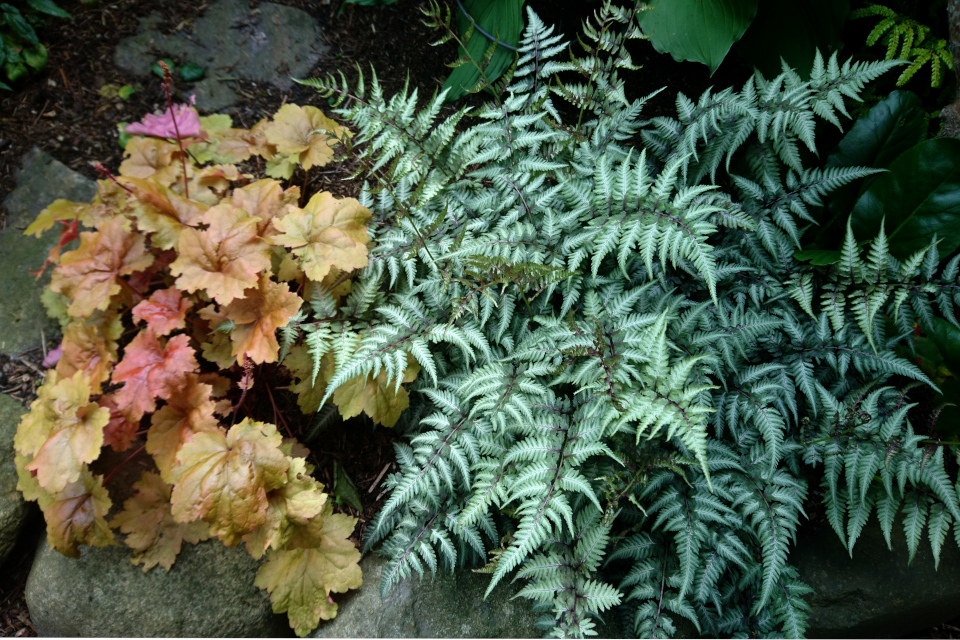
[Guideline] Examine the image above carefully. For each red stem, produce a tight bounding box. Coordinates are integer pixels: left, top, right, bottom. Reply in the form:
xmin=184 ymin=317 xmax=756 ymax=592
xmin=265 ymin=380 xmax=293 ymax=438
xmin=161 ymin=76 xmax=190 ymax=198
xmin=103 ymin=443 xmax=147 ymax=485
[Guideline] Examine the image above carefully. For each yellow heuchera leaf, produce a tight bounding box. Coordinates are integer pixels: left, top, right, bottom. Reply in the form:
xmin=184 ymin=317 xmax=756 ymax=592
xmin=56 ymin=310 xmax=123 ymax=394
xmin=243 ymin=456 xmax=328 ymax=560
xmin=284 ymin=346 xmax=335 ymax=414
xmin=110 ymin=471 xmax=212 ymax=571
xmin=39 ymin=468 xmax=117 ymax=558
xmin=222 ymin=273 xmax=303 ymax=364
xmin=170 ymin=419 xmax=289 ymax=545
xmin=170 ymin=203 xmax=272 ymax=305
xmin=121 ymin=177 xmax=210 ymax=250
xmin=147 ymin=373 xmax=220 ymax=483
xmin=50 ymin=217 xmax=155 ymax=318
xmin=15 ymin=371 xmax=109 ymax=494
xmin=217 ymin=118 xmax=276 ymax=163
xmin=119 ymin=137 xmax=180 ymax=186
xmin=231 ymin=178 xmax=300 ymax=238
xmin=270 ymin=192 xmax=371 ymax=282
xmin=263 ymin=104 xmax=348 ymax=171
xmin=333 ymin=358 xmax=420 ymax=428
xmin=23 ymin=199 xmax=101 ymax=238
xmin=254 ymin=502 xmax=362 ymax=636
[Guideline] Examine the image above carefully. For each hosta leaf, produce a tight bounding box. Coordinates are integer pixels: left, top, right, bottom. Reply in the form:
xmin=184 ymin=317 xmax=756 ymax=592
xmin=638 ymin=0 xmax=758 ymax=75
xmin=254 ymin=503 xmax=362 ymax=636
xmin=111 ymin=471 xmax=211 ymax=571
xmin=270 ymin=192 xmax=371 ymax=282
xmin=170 ymin=419 xmax=290 ymax=545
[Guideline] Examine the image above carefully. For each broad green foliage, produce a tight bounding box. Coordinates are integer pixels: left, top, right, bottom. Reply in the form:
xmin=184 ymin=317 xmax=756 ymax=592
xmin=298 ymin=1 xmax=960 ymax=637
xmin=1 ymin=0 xmax=71 ymax=90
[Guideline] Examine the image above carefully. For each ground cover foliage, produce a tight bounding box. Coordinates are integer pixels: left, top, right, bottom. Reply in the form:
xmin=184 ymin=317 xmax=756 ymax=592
xmin=292 ymin=1 xmax=960 ymax=637
xmin=7 ymin=89 xmax=438 ymax=635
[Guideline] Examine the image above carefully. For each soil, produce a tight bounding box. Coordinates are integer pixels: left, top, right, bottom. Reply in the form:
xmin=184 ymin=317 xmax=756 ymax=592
xmin=0 ymin=0 xmax=958 ymax=637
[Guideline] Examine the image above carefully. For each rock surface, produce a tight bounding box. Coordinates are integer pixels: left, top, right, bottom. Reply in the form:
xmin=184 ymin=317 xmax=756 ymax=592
xmin=0 ymin=148 xmax=96 ymax=357
xmin=310 ymin=553 xmax=622 ymax=638
xmin=113 ymin=0 xmax=325 ymax=111
xmin=0 ymin=394 xmax=28 ymax=568
xmin=794 ymin=518 xmax=960 ymax=638
xmin=26 ymin=535 xmax=294 ymax=637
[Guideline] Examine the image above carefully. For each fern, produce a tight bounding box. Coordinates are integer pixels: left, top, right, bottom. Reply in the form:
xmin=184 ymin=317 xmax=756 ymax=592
xmin=292 ymin=2 xmax=960 ymax=637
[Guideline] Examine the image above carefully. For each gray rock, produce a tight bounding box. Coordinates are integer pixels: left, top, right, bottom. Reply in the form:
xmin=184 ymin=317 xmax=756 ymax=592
xmin=794 ymin=518 xmax=960 ymax=638
xmin=0 ymin=148 xmax=96 ymax=357
xmin=0 ymin=394 xmax=28 ymax=568
xmin=113 ymin=0 xmax=325 ymax=112
xmin=311 ymin=553 xmax=622 ymax=638
xmin=26 ymin=534 xmax=294 ymax=637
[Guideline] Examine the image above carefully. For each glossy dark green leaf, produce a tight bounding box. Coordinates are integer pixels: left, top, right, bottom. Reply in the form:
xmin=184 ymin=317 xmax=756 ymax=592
xmin=851 ymin=138 xmax=960 ymax=260
xmin=178 ymin=62 xmax=205 ymax=82
xmin=638 ymin=0 xmax=758 ymax=74
xmin=3 ymin=7 xmax=39 ymax=46
xmin=736 ymin=0 xmax=848 ymax=77
xmin=4 ymin=60 xmax=26 ymax=82
xmin=26 ymin=0 xmax=72 ymax=19
xmin=118 ymin=84 xmax=136 ymax=100
xmin=0 ymin=33 xmax=6 ymax=67
xmin=22 ymin=43 xmax=46 ymax=70
xmin=443 ymin=0 xmax=522 ymax=101
xmin=924 ymin=317 xmax=960 ymax=378
xmin=332 ymin=460 xmax=362 ymax=512
xmin=793 ymin=248 xmax=840 ymax=265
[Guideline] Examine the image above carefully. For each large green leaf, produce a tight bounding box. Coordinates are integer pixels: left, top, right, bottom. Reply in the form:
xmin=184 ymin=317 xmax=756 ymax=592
xmin=850 ymin=138 xmax=960 ymax=260
xmin=637 ymin=0 xmax=758 ymax=75
xmin=2 ymin=5 xmax=38 ymax=46
xmin=735 ymin=0 xmax=848 ymax=77
xmin=26 ymin=0 xmax=72 ymax=19
xmin=443 ymin=0 xmax=522 ymax=101
xmin=812 ymin=90 xmax=928 ymax=247
xmin=22 ymin=43 xmax=47 ymax=70
xmin=924 ymin=317 xmax=960 ymax=378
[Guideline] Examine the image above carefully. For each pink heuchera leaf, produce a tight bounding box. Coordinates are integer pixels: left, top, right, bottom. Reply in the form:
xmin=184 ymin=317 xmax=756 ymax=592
xmin=126 ymin=104 xmax=203 ymax=140
xmin=42 ymin=345 xmax=63 ymax=369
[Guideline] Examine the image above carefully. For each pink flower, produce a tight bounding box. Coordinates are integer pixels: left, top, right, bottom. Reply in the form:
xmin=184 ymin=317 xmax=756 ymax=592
xmin=126 ymin=102 xmax=202 ymax=139
xmin=42 ymin=344 xmax=63 ymax=369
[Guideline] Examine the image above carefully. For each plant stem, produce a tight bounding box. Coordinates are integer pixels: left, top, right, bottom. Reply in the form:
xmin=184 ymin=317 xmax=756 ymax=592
xmin=159 ymin=61 xmax=190 ymax=198
xmin=103 ymin=443 xmax=147 ymax=485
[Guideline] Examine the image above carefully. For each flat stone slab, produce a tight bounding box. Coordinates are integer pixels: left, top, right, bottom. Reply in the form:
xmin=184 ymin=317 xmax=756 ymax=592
xmin=0 ymin=148 xmax=96 ymax=357
xmin=113 ymin=0 xmax=326 ymax=112
xmin=26 ymin=534 xmax=294 ymax=637
xmin=794 ymin=518 xmax=960 ymax=638
xmin=0 ymin=393 xmax=28 ymax=568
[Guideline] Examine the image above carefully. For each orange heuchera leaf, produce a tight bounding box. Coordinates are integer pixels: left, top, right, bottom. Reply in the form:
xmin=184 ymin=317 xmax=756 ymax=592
xmin=147 ymin=374 xmax=220 ymax=483
xmin=333 ymin=358 xmax=421 ymax=428
xmin=230 ymin=179 xmax=300 ymax=238
xmin=270 ymin=193 xmax=370 ymax=282
xmin=243 ymin=456 xmax=327 ymax=560
xmin=112 ymin=330 xmax=199 ymax=420
xmin=110 ymin=471 xmax=211 ymax=571
xmin=39 ymin=468 xmax=117 ymax=558
xmin=56 ymin=311 xmax=122 ymax=394
xmin=170 ymin=418 xmax=289 ymax=546
xmin=119 ymin=137 xmax=180 ymax=186
xmin=216 ymin=119 xmax=275 ymax=163
xmin=98 ymin=393 xmax=141 ymax=452
xmin=122 ymin=177 xmax=210 ymax=250
xmin=263 ymin=105 xmax=347 ymax=171
xmin=254 ymin=502 xmax=362 ymax=636
xmin=15 ymin=371 xmax=109 ymax=494
xmin=50 ymin=217 xmax=155 ymax=318
xmin=170 ymin=203 xmax=271 ymax=305
xmin=132 ymin=288 xmax=193 ymax=336
xmin=222 ymin=273 xmax=302 ymax=364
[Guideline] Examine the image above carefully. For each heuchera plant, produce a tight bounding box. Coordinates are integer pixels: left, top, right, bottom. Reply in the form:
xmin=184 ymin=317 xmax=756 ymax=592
xmin=11 ymin=74 xmax=417 ymax=636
